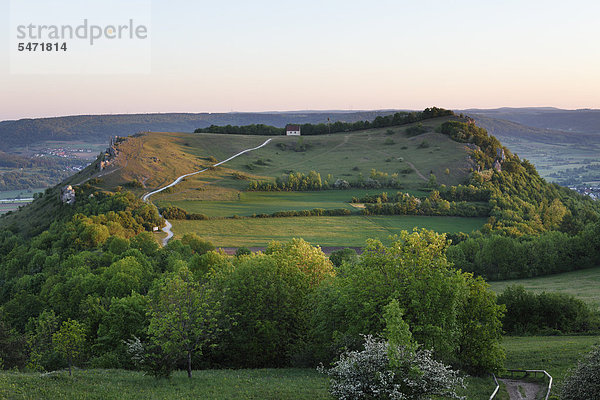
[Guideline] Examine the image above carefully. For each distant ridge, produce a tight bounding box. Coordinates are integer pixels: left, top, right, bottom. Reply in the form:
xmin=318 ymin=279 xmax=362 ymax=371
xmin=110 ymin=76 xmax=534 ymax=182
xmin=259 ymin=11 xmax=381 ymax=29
xmin=459 ymin=107 xmax=600 ymax=134
xmin=0 ymin=111 xmax=400 ymax=150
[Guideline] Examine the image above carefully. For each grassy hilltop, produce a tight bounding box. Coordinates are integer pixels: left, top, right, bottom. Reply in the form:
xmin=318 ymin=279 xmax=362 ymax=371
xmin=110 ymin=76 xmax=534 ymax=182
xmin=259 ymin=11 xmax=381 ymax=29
xmin=88 ymin=114 xmax=484 ymax=246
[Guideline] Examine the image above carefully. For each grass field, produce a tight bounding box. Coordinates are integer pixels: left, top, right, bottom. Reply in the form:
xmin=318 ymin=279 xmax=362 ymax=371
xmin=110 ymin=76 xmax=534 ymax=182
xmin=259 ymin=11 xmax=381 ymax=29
xmin=3 ymin=337 xmax=595 ymax=399
xmin=170 ymin=215 xmax=487 ymax=247
xmin=95 ymin=116 xmax=472 ymax=197
xmin=502 ymin=335 xmax=600 ymax=385
xmin=157 ymin=189 xmax=428 ymax=218
xmin=489 ymin=267 xmax=600 ymax=310
xmin=0 ymin=368 xmax=331 ymax=400
xmin=0 ymin=367 xmax=504 ymax=400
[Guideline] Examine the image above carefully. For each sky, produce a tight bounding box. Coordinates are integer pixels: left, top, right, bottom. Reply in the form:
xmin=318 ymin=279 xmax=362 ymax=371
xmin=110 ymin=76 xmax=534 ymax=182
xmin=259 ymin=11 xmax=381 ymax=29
xmin=1 ymin=0 xmax=599 ymax=120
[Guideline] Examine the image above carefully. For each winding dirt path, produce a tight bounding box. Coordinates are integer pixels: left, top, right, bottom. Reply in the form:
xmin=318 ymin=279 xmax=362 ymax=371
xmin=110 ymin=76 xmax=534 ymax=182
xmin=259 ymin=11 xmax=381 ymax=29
xmin=499 ymin=379 xmax=542 ymax=400
xmin=142 ymin=138 xmax=272 ymax=245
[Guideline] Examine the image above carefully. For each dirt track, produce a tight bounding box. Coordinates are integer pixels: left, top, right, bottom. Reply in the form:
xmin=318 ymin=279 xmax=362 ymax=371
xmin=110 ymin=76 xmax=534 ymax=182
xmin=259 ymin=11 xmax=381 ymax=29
xmin=142 ymin=138 xmax=272 ymax=244
xmin=499 ymin=379 xmax=542 ymax=400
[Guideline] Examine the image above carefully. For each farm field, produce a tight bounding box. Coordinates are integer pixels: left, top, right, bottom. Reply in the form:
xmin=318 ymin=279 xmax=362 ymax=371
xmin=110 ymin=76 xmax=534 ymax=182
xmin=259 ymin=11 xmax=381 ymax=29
xmin=489 ymin=267 xmax=600 ymax=310
xmin=157 ymin=189 xmax=428 ymax=218
xmin=170 ymin=215 xmax=487 ymax=247
xmin=0 ymin=188 xmax=43 ymax=200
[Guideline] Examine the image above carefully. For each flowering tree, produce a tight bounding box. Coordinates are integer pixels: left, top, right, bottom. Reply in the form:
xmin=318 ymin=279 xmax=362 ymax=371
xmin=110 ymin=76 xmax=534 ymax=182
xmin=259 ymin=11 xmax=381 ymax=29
xmin=320 ymin=335 xmax=464 ymax=400
xmin=561 ymin=346 xmax=600 ymax=400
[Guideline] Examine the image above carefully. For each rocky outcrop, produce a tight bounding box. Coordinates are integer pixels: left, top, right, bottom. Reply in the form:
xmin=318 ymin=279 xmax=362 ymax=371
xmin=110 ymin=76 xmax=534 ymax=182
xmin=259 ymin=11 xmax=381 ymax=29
xmin=98 ymin=136 xmax=120 ymax=171
xmin=60 ymin=185 xmax=76 ymax=205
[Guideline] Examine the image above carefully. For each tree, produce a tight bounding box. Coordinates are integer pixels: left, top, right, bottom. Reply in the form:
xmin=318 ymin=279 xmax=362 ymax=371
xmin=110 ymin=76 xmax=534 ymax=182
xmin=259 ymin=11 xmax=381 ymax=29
xmin=52 ymin=319 xmax=86 ymax=376
xmin=181 ymin=233 xmax=215 ymax=255
xmin=311 ymin=229 xmax=504 ymax=372
xmin=147 ymin=266 xmax=216 ymax=378
xmin=561 ymin=346 xmax=600 ymax=400
xmin=235 ymin=247 xmax=251 ymax=257
xmin=427 ymin=173 xmax=438 ymax=189
xmin=329 ymin=248 xmax=358 ymax=268
xmin=26 ymin=309 xmax=61 ymax=371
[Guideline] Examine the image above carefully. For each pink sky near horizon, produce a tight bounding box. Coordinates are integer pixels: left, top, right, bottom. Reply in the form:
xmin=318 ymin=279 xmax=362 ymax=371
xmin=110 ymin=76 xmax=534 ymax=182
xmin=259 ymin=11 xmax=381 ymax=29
xmin=1 ymin=0 xmax=599 ymax=120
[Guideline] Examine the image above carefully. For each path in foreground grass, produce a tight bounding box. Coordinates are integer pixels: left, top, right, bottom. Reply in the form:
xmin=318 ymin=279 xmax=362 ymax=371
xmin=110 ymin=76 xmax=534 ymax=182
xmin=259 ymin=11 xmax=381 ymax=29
xmin=170 ymin=215 xmax=486 ymax=247
xmin=489 ymin=267 xmax=600 ymax=310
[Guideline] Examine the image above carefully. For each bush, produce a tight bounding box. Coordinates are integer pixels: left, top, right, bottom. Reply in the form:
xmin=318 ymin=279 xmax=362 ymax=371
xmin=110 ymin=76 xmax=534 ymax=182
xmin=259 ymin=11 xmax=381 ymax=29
xmin=497 ymin=285 xmax=599 ymax=335
xmin=329 ymin=248 xmax=358 ymax=268
xmin=181 ymin=233 xmax=215 ymax=255
xmin=561 ymin=346 xmax=600 ymax=400
xmin=125 ymin=336 xmax=177 ymax=379
xmin=405 ymin=123 xmax=426 ymax=137
xmin=235 ymin=247 xmax=251 ymax=257
xmin=320 ymin=335 xmax=464 ymax=400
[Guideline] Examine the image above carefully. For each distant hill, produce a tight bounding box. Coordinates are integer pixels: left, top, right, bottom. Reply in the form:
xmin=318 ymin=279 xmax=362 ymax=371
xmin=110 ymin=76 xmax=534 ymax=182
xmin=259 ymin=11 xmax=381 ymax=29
xmin=461 ymin=107 xmax=600 ymax=134
xmin=0 ymin=111 xmax=399 ymax=150
xmin=466 ymin=114 xmax=598 ymax=146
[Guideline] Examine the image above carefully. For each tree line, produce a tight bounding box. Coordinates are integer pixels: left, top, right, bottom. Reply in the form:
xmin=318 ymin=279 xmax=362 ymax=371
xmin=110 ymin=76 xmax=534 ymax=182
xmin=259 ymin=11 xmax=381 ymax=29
xmin=195 ymin=107 xmax=454 ymax=135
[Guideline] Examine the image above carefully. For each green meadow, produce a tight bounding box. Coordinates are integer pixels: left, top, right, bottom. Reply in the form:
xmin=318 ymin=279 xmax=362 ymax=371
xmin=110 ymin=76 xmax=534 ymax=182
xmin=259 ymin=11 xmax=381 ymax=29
xmin=157 ymin=189 xmax=428 ymax=218
xmin=489 ymin=267 xmax=600 ymax=310
xmin=170 ymin=215 xmax=487 ymax=247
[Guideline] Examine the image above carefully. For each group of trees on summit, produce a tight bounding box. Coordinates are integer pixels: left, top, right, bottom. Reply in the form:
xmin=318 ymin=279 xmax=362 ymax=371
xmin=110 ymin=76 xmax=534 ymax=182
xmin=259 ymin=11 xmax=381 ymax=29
xmin=195 ymin=107 xmax=453 ymax=136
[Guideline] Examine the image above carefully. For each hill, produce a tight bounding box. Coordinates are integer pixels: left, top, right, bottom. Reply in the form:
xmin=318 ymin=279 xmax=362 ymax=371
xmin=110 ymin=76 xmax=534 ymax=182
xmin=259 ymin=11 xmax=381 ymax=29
xmin=0 ymin=108 xmax=599 ymax=389
xmin=0 ymin=111 xmax=400 ymax=151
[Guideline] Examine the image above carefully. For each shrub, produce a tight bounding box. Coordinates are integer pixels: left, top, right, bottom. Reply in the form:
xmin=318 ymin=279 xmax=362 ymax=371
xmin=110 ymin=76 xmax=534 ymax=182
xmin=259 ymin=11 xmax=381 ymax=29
xmin=125 ymin=336 xmax=177 ymax=379
xmin=320 ymin=335 xmax=464 ymax=400
xmin=405 ymin=123 xmax=426 ymax=137
xmin=235 ymin=247 xmax=251 ymax=257
xmin=384 ymin=138 xmax=395 ymax=146
xmin=561 ymin=346 xmax=600 ymax=400
xmin=329 ymin=248 xmax=359 ymax=268
xmin=497 ymin=285 xmax=599 ymax=334
xmin=181 ymin=233 xmax=215 ymax=255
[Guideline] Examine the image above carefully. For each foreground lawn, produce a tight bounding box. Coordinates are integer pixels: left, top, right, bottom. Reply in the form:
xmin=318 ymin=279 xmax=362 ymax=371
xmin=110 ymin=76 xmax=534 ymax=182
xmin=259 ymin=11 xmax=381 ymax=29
xmin=0 ymin=367 xmax=506 ymax=400
xmin=489 ymin=267 xmax=600 ymax=310
xmin=0 ymin=368 xmax=331 ymax=400
xmin=170 ymin=215 xmax=486 ymax=247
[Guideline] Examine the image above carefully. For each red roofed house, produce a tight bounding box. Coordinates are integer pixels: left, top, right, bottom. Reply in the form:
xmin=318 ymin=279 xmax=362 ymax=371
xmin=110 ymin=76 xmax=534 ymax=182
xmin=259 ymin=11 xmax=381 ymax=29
xmin=286 ymin=124 xmax=301 ymax=136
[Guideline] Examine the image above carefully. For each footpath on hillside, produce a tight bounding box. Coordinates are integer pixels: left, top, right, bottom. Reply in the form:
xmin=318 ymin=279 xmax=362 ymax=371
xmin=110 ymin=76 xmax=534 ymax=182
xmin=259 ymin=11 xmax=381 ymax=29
xmin=142 ymin=138 xmax=272 ymax=245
